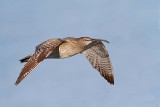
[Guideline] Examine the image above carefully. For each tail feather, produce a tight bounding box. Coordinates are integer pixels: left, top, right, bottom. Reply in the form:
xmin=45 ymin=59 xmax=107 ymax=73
xmin=19 ymin=55 xmax=31 ymax=63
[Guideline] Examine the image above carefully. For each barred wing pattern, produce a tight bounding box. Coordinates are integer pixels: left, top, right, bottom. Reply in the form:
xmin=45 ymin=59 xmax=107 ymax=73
xmin=82 ymin=42 xmax=114 ymax=84
xmin=15 ymin=39 xmax=63 ymax=85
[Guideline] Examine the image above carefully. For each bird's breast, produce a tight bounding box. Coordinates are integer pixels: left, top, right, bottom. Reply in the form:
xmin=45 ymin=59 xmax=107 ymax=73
xmin=58 ymin=42 xmax=83 ymax=58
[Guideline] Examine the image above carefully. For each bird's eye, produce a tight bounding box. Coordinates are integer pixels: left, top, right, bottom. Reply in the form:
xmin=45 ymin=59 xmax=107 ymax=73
xmin=84 ymin=38 xmax=90 ymax=41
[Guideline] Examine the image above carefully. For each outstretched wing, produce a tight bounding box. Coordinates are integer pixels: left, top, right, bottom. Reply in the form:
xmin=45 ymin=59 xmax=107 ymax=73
xmin=15 ymin=39 xmax=63 ymax=85
xmin=82 ymin=42 xmax=114 ymax=84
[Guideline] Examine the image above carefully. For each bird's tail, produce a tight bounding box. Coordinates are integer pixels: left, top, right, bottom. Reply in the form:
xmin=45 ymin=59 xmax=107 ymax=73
xmin=19 ymin=55 xmax=32 ymax=63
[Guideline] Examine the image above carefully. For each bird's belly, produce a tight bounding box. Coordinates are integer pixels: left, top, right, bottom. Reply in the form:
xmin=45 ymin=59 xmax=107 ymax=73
xmin=59 ymin=49 xmax=77 ymax=58
xmin=58 ymin=43 xmax=82 ymax=58
xmin=47 ymin=42 xmax=83 ymax=59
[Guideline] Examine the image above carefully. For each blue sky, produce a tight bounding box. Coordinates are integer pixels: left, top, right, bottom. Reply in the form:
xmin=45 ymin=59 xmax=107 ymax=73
xmin=0 ymin=0 xmax=160 ymax=107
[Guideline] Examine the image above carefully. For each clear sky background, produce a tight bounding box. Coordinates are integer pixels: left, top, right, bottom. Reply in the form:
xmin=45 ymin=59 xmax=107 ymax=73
xmin=0 ymin=0 xmax=160 ymax=107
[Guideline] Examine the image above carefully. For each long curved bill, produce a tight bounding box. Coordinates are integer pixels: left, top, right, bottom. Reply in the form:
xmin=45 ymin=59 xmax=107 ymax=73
xmin=92 ymin=38 xmax=109 ymax=43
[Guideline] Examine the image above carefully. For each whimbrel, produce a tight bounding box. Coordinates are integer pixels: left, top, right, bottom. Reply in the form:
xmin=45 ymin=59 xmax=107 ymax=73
xmin=15 ymin=37 xmax=114 ymax=85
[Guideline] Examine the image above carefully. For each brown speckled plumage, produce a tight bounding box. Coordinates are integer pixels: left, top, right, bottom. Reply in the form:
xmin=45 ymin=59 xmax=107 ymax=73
xmin=15 ymin=37 xmax=114 ymax=85
xmin=82 ymin=42 xmax=114 ymax=84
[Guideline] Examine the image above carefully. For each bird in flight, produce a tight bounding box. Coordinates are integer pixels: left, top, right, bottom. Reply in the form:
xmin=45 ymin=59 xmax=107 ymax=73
xmin=15 ymin=37 xmax=114 ymax=85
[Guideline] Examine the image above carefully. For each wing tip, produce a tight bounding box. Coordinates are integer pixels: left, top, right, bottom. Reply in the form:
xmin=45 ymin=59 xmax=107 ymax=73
xmin=15 ymin=77 xmax=22 ymax=85
xmin=109 ymin=80 xmax=114 ymax=85
xmin=15 ymin=81 xmax=19 ymax=86
xmin=15 ymin=83 xmax=18 ymax=86
xmin=105 ymin=75 xmax=114 ymax=85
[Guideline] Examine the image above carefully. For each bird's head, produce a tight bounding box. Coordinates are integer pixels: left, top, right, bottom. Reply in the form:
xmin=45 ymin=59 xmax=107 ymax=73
xmin=77 ymin=37 xmax=109 ymax=46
